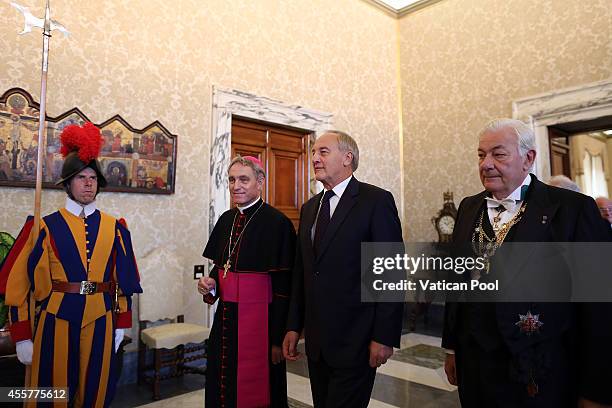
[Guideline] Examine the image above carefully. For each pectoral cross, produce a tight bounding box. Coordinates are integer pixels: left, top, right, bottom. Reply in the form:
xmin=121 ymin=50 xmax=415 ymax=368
xmin=223 ymin=259 xmax=231 ymax=278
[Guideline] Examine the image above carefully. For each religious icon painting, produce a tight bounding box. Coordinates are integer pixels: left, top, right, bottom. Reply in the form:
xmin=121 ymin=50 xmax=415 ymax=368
xmin=0 ymin=87 xmax=177 ymax=194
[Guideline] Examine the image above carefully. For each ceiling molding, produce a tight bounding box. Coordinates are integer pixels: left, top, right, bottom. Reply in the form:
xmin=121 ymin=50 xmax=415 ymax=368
xmin=362 ymin=0 xmax=444 ymax=19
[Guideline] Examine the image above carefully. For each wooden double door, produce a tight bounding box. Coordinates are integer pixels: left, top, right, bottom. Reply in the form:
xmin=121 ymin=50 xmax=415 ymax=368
xmin=548 ymin=127 xmax=571 ymax=177
xmin=231 ymin=117 xmax=310 ymax=229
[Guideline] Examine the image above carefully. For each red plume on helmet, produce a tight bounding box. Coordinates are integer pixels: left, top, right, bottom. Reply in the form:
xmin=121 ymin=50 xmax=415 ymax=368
xmin=60 ymin=122 xmax=103 ymax=162
xmin=55 ymin=122 xmax=107 ymax=187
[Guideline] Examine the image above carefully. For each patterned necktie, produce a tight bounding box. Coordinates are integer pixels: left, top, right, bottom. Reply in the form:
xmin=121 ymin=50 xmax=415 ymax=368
xmin=314 ymin=190 xmax=335 ymax=255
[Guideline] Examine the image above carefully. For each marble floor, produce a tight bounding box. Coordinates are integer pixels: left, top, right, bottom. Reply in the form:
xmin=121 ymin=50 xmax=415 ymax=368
xmin=114 ymin=333 xmax=460 ymax=407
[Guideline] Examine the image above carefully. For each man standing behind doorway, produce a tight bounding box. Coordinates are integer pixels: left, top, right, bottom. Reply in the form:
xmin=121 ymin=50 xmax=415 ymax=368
xmin=283 ymin=130 xmax=404 ymax=407
xmin=198 ymin=155 xmax=296 ymax=407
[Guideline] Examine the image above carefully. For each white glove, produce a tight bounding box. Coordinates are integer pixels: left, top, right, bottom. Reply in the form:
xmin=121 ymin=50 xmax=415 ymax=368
xmin=114 ymin=328 xmax=125 ymax=353
xmin=16 ymin=340 xmax=33 ymax=365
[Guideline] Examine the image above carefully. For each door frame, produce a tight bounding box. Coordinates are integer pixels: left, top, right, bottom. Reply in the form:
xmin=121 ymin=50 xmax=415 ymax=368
xmin=513 ymin=79 xmax=612 ymax=180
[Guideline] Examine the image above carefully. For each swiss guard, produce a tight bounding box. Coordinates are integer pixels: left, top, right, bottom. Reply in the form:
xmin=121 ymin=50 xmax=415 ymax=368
xmin=0 ymin=122 xmax=142 ymax=407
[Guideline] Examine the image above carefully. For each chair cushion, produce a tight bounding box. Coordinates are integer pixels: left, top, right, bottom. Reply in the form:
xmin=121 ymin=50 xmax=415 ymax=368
xmin=141 ymin=323 xmax=210 ymax=349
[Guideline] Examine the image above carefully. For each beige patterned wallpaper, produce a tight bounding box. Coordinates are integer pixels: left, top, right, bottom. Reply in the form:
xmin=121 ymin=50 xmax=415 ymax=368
xmin=0 ymin=0 xmax=400 ymax=325
xmin=4 ymin=0 xmax=609 ymax=324
xmin=399 ymin=0 xmax=612 ymax=241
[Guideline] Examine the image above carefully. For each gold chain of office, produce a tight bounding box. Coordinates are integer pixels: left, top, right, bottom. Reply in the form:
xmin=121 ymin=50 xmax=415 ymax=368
xmin=471 ymin=201 xmax=527 ymax=273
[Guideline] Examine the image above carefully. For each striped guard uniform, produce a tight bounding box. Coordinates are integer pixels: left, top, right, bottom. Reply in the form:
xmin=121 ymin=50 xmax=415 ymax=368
xmin=0 ymin=206 xmax=142 ymax=408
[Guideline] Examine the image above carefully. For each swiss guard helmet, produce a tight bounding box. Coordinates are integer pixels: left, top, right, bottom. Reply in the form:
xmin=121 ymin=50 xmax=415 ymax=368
xmin=55 ymin=122 xmax=107 ymax=188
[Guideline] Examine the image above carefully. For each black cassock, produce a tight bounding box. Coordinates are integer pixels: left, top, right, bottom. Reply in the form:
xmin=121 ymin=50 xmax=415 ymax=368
xmin=203 ymin=198 xmax=296 ymax=408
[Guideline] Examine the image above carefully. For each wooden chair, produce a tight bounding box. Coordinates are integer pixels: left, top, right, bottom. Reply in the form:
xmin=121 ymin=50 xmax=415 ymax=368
xmin=138 ymin=314 xmax=209 ymax=400
xmin=136 ymin=247 xmax=210 ymax=400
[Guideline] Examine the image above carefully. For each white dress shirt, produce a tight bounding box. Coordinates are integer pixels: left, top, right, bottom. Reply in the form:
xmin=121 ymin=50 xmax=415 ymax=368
xmin=65 ymin=197 xmax=97 ymax=217
xmin=486 ymin=174 xmax=531 ymax=232
xmin=311 ymin=175 xmax=353 ymax=241
xmin=328 ymin=175 xmax=352 ymax=218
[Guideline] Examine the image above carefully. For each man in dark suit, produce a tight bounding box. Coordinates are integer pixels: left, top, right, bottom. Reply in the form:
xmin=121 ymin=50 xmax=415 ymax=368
xmin=282 ymin=130 xmax=404 ymax=407
xmin=443 ymin=118 xmax=612 ymax=408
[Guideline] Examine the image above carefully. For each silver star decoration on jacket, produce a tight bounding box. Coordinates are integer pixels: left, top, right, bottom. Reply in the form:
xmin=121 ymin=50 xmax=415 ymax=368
xmin=515 ymin=311 xmax=543 ymax=335
xmin=10 ymin=2 xmax=70 ymax=37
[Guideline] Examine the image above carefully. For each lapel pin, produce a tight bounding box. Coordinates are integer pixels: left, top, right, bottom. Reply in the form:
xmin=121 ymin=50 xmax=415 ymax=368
xmin=541 ymin=215 xmax=548 ymax=224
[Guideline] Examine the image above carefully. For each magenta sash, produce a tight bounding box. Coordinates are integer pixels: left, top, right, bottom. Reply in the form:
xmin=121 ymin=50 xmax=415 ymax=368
xmin=219 ymin=269 xmax=272 ymax=407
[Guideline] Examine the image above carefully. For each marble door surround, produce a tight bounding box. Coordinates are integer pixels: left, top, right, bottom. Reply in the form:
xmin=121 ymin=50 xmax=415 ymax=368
xmin=513 ymin=79 xmax=612 ymax=180
xmin=209 ymin=86 xmax=333 ymax=231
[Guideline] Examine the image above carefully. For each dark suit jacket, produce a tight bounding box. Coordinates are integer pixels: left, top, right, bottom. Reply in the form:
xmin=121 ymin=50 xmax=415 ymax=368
xmin=442 ymin=175 xmax=612 ymax=403
xmin=287 ymin=176 xmax=404 ymax=368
